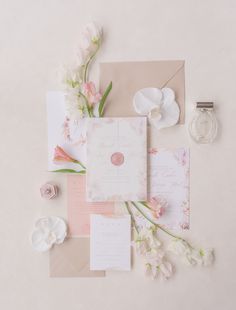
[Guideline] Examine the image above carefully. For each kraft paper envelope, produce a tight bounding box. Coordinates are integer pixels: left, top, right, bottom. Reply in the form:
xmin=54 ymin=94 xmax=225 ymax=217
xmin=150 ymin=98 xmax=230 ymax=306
xmin=50 ymin=238 xmax=105 ymax=277
xmin=99 ymin=61 xmax=185 ymax=123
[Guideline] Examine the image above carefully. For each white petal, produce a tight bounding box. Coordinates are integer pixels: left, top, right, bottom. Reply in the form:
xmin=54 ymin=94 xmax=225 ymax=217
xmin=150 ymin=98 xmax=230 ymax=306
xmin=160 ymin=262 xmax=173 ymax=279
xmin=31 ymin=217 xmax=67 ymax=252
xmin=31 ymin=230 xmax=53 ymax=252
xmin=149 ymin=100 xmax=179 ymax=130
xmin=162 ymin=88 xmax=175 ymax=103
xmin=133 ymin=88 xmax=162 ymax=115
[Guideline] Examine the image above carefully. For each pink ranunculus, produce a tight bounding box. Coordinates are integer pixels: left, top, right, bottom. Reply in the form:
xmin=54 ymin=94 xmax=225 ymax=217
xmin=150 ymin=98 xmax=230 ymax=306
xmin=82 ymin=81 xmax=102 ymax=105
xmin=149 ymin=196 xmax=167 ymax=219
xmin=53 ymin=145 xmax=77 ymax=164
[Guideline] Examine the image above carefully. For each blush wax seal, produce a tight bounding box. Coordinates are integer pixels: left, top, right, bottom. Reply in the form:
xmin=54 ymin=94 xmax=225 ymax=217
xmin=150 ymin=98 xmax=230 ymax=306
xmin=111 ymin=152 xmax=124 ymax=166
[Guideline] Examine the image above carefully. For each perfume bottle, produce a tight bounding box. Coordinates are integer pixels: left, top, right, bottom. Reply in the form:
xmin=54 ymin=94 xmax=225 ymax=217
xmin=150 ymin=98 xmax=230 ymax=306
xmin=189 ymin=102 xmax=218 ymax=143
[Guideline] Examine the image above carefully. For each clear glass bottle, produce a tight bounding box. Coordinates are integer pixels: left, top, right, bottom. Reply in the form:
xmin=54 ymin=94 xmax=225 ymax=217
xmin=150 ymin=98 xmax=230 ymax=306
xmin=189 ymin=102 xmax=218 ymax=143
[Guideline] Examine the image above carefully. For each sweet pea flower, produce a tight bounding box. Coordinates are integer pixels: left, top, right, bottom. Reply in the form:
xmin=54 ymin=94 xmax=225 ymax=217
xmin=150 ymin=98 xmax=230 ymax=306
xmin=145 ymin=250 xmax=173 ymax=279
xmin=80 ymin=22 xmax=102 ymax=50
xmin=82 ymin=82 xmax=102 ymax=105
xmin=148 ymin=196 xmax=167 ymax=219
xmin=168 ymin=239 xmax=191 ymax=256
xmin=200 ymin=248 xmax=214 ymax=266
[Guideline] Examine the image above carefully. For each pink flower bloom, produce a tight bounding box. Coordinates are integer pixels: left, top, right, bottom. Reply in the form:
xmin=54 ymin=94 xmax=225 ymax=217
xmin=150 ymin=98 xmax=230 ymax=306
xmin=62 ymin=117 xmax=71 ymax=141
xmin=82 ymin=81 xmax=102 ymax=105
xmin=180 ymin=222 xmax=189 ymax=230
xmin=148 ymin=148 xmax=158 ymax=155
xmin=148 ymin=196 xmax=167 ymax=219
xmin=53 ymin=145 xmax=77 ymax=164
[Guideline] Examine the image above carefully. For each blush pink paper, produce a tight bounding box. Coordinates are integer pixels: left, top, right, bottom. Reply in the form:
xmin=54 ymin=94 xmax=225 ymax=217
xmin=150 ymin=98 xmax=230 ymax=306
xmin=67 ymin=175 xmax=114 ymax=236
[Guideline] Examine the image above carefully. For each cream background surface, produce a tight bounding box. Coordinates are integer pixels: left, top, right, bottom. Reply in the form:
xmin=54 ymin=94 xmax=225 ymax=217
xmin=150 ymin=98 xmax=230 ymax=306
xmin=0 ymin=0 xmax=235 ymax=309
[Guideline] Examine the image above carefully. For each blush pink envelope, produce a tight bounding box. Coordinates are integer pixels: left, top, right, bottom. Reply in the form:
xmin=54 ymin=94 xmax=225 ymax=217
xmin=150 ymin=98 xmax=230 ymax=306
xmin=67 ymin=175 xmax=114 ymax=236
xmin=99 ymin=60 xmax=185 ymax=123
xmin=50 ymin=237 xmax=105 ymax=277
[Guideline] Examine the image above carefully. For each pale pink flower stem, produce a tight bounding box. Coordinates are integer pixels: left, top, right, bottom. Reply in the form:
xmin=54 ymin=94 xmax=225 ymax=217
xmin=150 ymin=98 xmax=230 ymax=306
xmin=131 ymin=201 xmax=193 ymax=248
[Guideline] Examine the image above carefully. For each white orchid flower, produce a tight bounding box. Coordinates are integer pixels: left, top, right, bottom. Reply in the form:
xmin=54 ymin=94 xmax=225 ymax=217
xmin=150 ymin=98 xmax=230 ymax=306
xmin=133 ymin=87 xmax=180 ymax=130
xmin=31 ymin=217 xmax=67 ymax=252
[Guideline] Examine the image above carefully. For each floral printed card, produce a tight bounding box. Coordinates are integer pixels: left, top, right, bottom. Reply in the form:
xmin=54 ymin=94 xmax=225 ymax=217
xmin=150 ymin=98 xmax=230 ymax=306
xmin=47 ymin=91 xmax=87 ymax=172
xmin=129 ymin=148 xmax=189 ymax=231
xmin=146 ymin=147 xmax=190 ymax=230
xmin=86 ymin=117 xmax=147 ymax=202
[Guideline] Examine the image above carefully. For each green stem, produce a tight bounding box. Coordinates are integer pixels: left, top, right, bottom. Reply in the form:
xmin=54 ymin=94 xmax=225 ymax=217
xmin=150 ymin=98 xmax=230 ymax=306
xmin=73 ymin=159 xmax=86 ymax=170
xmin=83 ymin=43 xmax=100 ymax=83
xmin=78 ymin=92 xmax=93 ymax=118
xmin=124 ymin=202 xmax=139 ymax=233
xmin=139 ymin=201 xmax=153 ymax=210
xmin=131 ymin=202 xmax=191 ymax=246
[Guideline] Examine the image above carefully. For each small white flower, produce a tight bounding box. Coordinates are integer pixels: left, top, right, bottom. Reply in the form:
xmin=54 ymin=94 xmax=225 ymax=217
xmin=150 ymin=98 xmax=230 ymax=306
xmin=80 ymin=22 xmax=102 ymax=50
xmin=133 ymin=87 xmax=180 ymax=130
xmin=159 ymin=261 xmax=173 ymax=279
xmin=31 ymin=217 xmax=67 ymax=252
xmin=185 ymin=249 xmax=203 ymax=266
xmin=200 ymin=248 xmax=214 ymax=266
xmin=65 ymin=89 xmax=87 ymax=120
xmin=168 ymin=239 xmax=190 ymax=256
xmin=145 ymin=250 xmax=173 ymax=279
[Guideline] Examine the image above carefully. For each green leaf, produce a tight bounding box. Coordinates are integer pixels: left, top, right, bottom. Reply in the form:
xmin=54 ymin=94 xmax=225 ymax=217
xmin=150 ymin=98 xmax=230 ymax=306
xmin=52 ymin=169 xmax=86 ymax=174
xmin=98 ymin=81 xmax=112 ymax=117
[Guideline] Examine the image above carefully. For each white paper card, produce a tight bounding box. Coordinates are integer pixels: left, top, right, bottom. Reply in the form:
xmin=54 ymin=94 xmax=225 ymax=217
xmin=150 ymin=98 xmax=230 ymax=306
xmin=86 ymin=117 xmax=147 ymax=202
xmin=90 ymin=215 xmax=131 ymax=271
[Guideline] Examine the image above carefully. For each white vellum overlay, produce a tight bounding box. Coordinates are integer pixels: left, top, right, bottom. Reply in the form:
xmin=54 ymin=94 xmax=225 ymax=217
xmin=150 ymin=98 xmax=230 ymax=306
xmin=31 ymin=217 xmax=67 ymax=252
xmin=133 ymin=87 xmax=180 ymax=130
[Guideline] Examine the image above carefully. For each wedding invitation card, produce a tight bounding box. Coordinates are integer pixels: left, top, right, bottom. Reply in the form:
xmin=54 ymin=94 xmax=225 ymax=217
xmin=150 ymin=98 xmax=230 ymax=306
xmin=148 ymin=147 xmax=190 ymax=230
xmin=86 ymin=117 xmax=147 ymax=202
xmin=90 ymin=215 xmax=131 ymax=271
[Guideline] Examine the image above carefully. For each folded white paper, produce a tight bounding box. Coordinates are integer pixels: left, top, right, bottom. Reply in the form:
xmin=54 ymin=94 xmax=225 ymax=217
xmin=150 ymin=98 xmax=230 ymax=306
xmin=86 ymin=117 xmax=147 ymax=202
xmin=90 ymin=215 xmax=131 ymax=271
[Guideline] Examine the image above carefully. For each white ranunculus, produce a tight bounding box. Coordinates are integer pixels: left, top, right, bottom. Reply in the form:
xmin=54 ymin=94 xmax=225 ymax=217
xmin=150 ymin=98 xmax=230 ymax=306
xmin=31 ymin=217 xmax=67 ymax=252
xmin=133 ymin=87 xmax=180 ymax=130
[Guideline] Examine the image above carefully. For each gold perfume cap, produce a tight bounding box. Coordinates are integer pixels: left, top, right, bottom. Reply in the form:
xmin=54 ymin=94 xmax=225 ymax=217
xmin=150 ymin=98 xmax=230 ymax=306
xmin=196 ymin=102 xmax=214 ymax=109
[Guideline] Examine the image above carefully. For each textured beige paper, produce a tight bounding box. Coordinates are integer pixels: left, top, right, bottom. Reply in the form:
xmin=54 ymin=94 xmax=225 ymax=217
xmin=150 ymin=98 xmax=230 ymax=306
xmin=99 ymin=61 xmax=185 ymax=123
xmin=49 ymin=238 xmax=105 ymax=277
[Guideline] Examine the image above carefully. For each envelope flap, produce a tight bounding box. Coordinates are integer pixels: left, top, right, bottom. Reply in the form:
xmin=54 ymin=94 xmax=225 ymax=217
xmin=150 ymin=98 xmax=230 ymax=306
xmin=99 ymin=60 xmax=185 ymax=123
xmin=49 ymin=238 xmax=105 ymax=277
